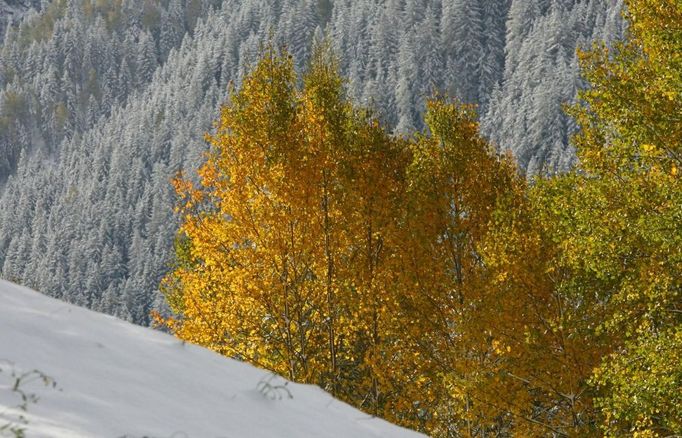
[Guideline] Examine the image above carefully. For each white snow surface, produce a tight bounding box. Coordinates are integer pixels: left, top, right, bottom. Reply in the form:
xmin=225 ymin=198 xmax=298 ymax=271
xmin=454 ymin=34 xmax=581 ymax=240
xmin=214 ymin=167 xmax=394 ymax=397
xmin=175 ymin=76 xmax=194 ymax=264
xmin=0 ymin=280 xmax=423 ymax=438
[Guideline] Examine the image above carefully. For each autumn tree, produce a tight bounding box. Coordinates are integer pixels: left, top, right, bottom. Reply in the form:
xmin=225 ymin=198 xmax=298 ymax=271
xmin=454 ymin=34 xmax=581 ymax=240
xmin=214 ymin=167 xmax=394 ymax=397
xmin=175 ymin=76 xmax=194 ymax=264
xmin=162 ymin=44 xmax=412 ymax=418
xmin=164 ymin=47 xmax=317 ymax=381
xmin=563 ymin=1 xmax=682 ymax=435
xmin=463 ymin=179 xmax=613 ymax=437
xmin=161 ymin=43 xmax=527 ymax=435
xmin=392 ymin=99 xmax=522 ymax=435
xmin=477 ymin=1 xmax=681 ymax=436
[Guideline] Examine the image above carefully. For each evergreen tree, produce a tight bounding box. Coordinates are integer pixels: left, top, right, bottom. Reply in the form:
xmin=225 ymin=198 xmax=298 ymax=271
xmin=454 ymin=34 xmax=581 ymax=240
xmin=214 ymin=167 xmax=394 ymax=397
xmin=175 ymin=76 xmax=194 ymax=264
xmin=0 ymin=0 xmax=623 ymax=329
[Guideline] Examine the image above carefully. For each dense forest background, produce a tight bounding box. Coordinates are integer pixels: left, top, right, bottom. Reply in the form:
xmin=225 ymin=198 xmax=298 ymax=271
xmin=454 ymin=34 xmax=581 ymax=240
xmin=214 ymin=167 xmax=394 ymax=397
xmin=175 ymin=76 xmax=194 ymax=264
xmin=0 ymin=0 xmax=623 ymax=324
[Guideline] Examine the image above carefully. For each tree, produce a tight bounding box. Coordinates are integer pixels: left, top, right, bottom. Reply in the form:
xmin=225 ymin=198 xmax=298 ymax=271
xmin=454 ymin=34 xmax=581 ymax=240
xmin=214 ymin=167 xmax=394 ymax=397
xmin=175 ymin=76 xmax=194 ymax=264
xmin=479 ymin=0 xmax=682 ymax=435
xmin=162 ymin=44 xmax=526 ymax=435
xmin=394 ymin=29 xmax=418 ymax=134
xmin=442 ymin=0 xmax=485 ymax=104
xmin=395 ymin=99 xmax=522 ymax=435
xmin=559 ymin=1 xmax=682 ymax=434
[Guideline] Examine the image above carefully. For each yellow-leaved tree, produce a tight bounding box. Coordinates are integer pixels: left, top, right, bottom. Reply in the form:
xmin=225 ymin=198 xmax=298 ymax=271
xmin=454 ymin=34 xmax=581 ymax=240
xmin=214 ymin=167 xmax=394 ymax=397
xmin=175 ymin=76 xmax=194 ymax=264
xmin=160 ymin=2 xmax=682 ymax=435
xmin=560 ymin=1 xmax=682 ymax=435
xmin=472 ymin=0 xmax=682 ymax=436
xmin=392 ymin=99 xmax=522 ymax=436
xmin=162 ymin=43 xmax=414 ymax=419
xmin=161 ymin=43 xmax=524 ymax=435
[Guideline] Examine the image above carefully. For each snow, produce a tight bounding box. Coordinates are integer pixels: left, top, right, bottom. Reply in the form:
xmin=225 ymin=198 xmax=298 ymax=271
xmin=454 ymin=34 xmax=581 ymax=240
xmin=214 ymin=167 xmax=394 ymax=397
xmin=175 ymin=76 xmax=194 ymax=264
xmin=0 ymin=1 xmax=39 ymax=41
xmin=0 ymin=280 xmax=423 ymax=438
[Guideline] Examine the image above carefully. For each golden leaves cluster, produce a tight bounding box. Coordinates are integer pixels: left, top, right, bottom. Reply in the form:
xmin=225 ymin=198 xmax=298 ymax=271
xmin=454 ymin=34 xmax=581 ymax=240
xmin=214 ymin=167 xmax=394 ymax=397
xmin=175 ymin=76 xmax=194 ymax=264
xmin=161 ymin=3 xmax=682 ymax=433
xmin=161 ymin=41 xmax=522 ymax=434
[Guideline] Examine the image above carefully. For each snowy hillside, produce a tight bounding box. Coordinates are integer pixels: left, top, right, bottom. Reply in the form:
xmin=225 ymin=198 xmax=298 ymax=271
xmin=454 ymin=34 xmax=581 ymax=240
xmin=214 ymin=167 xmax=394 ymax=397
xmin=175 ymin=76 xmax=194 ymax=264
xmin=0 ymin=0 xmax=624 ymax=325
xmin=0 ymin=0 xmax=39 ymax=40
xmin=0 ymin=280 xmax=423 ymax=438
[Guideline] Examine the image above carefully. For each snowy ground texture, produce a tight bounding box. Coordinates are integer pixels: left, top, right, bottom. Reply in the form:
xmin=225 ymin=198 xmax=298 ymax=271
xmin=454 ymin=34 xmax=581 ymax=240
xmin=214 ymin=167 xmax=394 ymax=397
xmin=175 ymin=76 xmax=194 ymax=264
xmin=0 ymin=280 xmax=423 ymax=438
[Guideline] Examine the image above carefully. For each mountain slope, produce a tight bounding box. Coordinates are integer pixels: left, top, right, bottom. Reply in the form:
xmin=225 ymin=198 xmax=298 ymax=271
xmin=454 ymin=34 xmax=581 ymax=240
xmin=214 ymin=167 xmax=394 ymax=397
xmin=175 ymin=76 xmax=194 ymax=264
xmin=0 ymin=279 xmax=423 ymax=438
xmin=0 ymin=0 xmax=624 ymax=325
xmin=0 ymin=0 xmax=40 ymax=40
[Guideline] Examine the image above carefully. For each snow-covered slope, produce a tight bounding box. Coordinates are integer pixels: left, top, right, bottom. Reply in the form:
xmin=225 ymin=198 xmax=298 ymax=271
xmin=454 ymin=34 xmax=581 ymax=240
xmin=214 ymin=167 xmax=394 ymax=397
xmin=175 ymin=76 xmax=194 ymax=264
xmin=0 ymin=280 xmax=423 ymax=438
xmin=0 ymin=0 xmax=39 ymax=41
